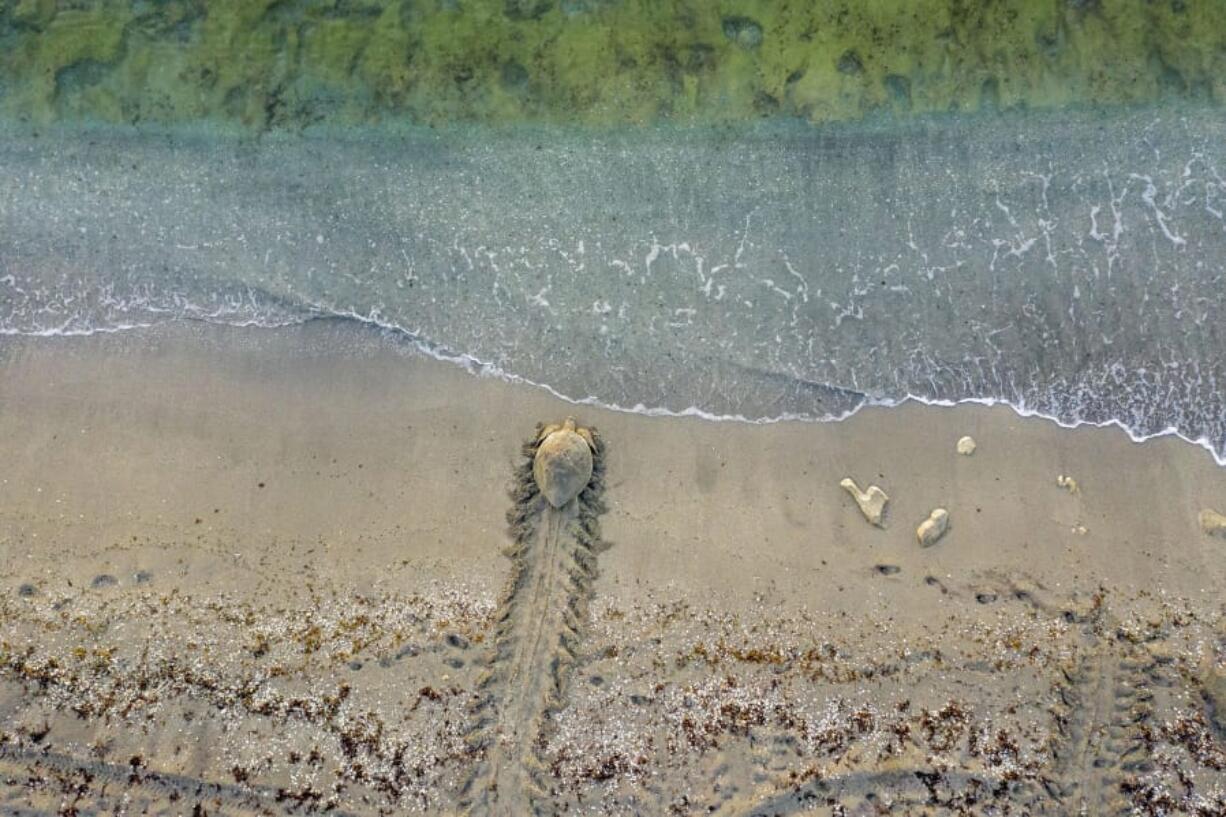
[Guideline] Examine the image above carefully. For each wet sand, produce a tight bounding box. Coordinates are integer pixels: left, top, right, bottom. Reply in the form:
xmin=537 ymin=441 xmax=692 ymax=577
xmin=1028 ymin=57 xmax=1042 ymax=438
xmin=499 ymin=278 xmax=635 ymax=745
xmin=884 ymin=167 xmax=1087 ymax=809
xmin=1 ymin=321 xmax=1224 ymax=815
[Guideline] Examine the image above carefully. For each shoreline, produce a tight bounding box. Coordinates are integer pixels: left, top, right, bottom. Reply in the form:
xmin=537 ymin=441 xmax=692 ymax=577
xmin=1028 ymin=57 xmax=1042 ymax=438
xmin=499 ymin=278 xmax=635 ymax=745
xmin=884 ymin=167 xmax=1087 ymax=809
xmin=7 ymin=313 xmax=1226 ymax=470
xmin=2 ymin=321 xmax=1224 ymax=814
xmin=3 ymin=318 xmax=1225 ymax=607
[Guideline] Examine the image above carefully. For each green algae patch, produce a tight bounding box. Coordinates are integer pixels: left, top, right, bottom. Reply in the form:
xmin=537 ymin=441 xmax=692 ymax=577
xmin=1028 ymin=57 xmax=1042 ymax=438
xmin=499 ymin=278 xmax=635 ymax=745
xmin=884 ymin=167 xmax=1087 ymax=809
xmin=0 ymin=0 xmax=1222 ymax=129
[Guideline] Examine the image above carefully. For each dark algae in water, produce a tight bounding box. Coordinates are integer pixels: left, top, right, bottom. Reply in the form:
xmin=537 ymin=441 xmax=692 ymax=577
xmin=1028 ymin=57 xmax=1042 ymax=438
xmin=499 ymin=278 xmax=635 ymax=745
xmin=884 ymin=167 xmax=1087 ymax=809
xmin=0 ymin=0 xmax=1223 ymax=130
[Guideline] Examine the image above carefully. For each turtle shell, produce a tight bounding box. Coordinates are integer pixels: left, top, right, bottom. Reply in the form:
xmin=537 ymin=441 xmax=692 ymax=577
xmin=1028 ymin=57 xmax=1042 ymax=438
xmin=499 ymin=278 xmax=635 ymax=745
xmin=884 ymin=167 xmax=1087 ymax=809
xmin=533 ymin=429 xmax=593 ymax=508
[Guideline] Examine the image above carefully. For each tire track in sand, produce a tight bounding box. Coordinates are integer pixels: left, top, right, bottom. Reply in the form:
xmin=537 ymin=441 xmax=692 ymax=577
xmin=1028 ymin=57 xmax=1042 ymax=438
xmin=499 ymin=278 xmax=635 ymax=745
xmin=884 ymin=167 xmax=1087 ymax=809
xmin=460 ymin=427 xmax=607 ymax=816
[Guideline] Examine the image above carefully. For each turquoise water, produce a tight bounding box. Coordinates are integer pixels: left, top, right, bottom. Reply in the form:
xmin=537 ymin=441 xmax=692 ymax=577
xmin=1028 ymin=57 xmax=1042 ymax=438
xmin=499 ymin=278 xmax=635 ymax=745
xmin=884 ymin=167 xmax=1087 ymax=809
xmin=2 ymin=103 xmax=1225 ymax=459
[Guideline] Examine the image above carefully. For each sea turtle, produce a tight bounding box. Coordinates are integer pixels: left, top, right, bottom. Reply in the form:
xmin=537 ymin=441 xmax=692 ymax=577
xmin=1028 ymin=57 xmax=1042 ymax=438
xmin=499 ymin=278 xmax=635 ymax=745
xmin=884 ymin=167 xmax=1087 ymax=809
xmin=533 ymin=417 xmax=596 ymax=508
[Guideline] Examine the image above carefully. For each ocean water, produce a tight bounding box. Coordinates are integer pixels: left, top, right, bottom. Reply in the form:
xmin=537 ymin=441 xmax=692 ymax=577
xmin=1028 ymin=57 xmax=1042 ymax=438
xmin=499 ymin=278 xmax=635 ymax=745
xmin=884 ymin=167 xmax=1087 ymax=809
xmin=2 ymin=105 xmax=1224 ymax=460
xmin=2 ymin=1 xmax=1225 ymax=463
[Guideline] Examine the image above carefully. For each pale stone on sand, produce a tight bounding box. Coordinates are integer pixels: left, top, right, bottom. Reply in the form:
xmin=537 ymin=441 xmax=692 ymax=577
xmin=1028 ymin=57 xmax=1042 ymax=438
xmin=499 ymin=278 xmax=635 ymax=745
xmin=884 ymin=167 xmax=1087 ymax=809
xmin=1199 ymin=508 xmax=1226 ymax=538
xmin=1056 ymin=474 xmax=1080 ymax=494
xmin=839 ymin=478 xmax=889 ymax=527
xmin=916 ymin=508 xmax=950 ymax=547
xmin=956 ymin=436 xmax=977 ymax=455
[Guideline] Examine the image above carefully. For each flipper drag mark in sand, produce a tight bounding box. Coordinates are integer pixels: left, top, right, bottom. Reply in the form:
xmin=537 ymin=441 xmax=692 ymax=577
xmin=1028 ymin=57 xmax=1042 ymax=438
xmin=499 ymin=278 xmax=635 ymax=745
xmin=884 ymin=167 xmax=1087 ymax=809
xmin=460 ymin=421 xmax=607 ymax=816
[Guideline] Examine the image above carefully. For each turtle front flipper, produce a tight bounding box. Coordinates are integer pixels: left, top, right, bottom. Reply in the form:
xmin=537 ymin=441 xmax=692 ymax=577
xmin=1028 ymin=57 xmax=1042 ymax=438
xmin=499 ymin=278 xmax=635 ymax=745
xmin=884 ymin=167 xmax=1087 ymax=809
xmin=576 ymin=427 xmax=596 ymax=451
xmin=536 ymin=422 xmax=562 ymax=444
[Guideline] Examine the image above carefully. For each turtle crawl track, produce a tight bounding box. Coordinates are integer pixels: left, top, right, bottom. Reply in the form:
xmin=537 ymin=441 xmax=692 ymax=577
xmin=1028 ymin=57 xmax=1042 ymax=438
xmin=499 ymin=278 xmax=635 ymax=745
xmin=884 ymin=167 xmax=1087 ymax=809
xmin=1046 ymin=607 xmax=1157 ymax=816
xmin=460 ymin=426 xmax=608 ymax=816
xmin=695 ymin=578 xmax=1160 ymax=817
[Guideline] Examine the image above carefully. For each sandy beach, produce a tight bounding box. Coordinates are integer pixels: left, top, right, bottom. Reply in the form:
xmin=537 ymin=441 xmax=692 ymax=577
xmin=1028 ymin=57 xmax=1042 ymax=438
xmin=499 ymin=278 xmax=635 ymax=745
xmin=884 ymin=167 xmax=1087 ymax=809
xmin=1 ymin=321 xmax=1224 ymax=815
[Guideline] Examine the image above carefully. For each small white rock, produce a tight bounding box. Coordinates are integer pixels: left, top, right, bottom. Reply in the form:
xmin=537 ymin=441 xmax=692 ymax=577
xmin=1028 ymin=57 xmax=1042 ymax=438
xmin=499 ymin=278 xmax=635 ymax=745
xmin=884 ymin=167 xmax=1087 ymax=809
xmin=840 ymin=478 xmax=889 ymax=528
xmin=916 ymin=508 xmax=949 ymax=547
xmin=956 ymin=436 xmax=977 ymax=456
xmin=1056 ymin=474 xmax=1080 ymax=495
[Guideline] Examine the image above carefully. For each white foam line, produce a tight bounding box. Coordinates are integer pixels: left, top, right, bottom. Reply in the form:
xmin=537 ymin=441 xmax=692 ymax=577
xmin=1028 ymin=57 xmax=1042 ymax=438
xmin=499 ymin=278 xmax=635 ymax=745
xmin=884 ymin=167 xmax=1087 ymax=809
xmin=0 ymin=320 xmax=160 ymax=338
xmin=865 ymin=394 xmax=1226 ymax=468
xmin=333 ymin=309 xmax=1226 ymax=468
xmin=561 ymin=388 xmax=1226 ymax=469
xmin=0 ymin=315 xmax=305 ymax=337
xmin=4 ymin=313 xmax=1224 ymax=468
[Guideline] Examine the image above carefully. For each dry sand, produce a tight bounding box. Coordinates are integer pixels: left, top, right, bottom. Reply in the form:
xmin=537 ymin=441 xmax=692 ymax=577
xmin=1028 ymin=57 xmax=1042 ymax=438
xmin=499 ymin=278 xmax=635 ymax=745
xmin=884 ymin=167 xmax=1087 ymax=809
xmin=0 ymin=321 xmax=1223 ymax=815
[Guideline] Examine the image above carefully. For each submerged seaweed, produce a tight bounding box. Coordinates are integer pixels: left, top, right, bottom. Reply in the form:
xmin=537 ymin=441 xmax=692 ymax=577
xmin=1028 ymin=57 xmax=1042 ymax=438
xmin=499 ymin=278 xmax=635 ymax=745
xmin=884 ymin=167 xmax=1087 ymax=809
xmin=0 ymin=0 xmax=1222 ymax=130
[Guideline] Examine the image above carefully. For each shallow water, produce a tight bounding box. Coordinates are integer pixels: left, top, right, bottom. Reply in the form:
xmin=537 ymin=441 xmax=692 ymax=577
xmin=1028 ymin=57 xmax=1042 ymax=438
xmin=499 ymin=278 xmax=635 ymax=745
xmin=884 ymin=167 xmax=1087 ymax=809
xmin=3 ymin=104 xmax=1225 ymax=459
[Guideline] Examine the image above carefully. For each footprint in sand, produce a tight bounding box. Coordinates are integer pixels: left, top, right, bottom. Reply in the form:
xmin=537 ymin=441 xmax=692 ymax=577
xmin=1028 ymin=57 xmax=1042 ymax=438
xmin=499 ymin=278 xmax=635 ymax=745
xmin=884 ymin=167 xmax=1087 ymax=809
xmin=90 ymin=574 xmax=118 ymax=589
